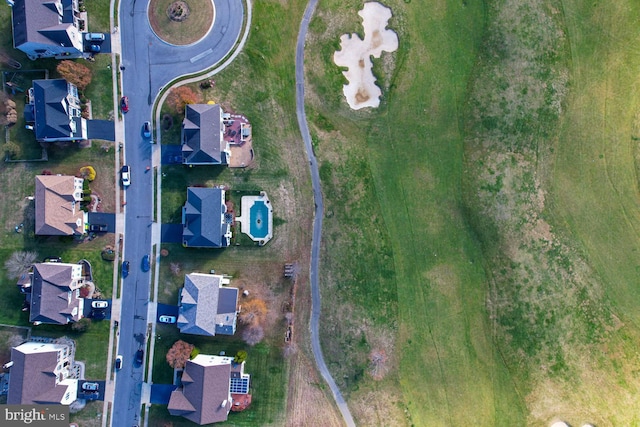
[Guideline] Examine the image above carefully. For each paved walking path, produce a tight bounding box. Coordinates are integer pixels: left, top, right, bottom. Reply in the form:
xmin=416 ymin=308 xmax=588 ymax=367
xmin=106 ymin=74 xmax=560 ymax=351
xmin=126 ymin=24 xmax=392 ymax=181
xmin=295 ymin=1 xmax=356 ymax=426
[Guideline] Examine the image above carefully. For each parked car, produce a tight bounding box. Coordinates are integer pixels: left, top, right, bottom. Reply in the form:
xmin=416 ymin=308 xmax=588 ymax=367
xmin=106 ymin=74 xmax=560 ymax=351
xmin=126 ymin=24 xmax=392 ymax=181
xmin=120 ymin=96 xmax=129 ymax=113
xmin=115 ymin=355 xmax=122 ymax=370
xmin=82 ymin=382 xmax=99 ymax=391
xmin=158 ymin=315 xmax=176 ymax=324
xmin=142 ymin=121 xmax=152 ymax=139
xmin=89 ymin=224 xmax=108 ymax=232
xmin=121 ymin=165 xmax=131 ymax=187
xmin=83 ymin=391 xmax=100 ymax=400
xmin=141 ymin=255 xmax=150 ymax=272
xmin=122 ymin=260 xmax=130 ymax=278
xmin=43 ymin=257 xmax=62 ymax=263
xmin=91 ymin=300 xmax=108 ymax=309
xmin=136 ymin=348 xmax=144 ymax=365
xmin=85 ymin=32 xmax=105 ymax=41
xmin=89 ymin=44 xmax=100 ymax=53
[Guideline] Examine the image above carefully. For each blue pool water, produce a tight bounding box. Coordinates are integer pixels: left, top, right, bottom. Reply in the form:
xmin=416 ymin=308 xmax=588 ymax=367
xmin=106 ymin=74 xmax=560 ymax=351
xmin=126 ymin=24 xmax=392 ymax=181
xmin=249 ymin=200 xmax=269 ymax=239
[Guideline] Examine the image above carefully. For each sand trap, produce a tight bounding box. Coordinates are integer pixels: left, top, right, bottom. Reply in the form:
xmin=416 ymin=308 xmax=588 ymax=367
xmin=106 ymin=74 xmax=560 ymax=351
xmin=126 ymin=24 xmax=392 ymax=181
xmin=333 ymin=2 xmax=398 ymax=110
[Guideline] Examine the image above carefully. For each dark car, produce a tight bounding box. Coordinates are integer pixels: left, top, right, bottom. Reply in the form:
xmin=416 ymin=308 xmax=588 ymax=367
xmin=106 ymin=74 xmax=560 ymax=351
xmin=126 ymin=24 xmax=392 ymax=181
xmin=120 ymin=96 xmax=129 ymax=113
xmin=141 ymin=255 xmax=150 ymax=272
xmin=122 ymin=261 xmax=130 ymax=278
xmin=89 ymin=224 xmax=108 ymax=232
xmin=142 ymin=121 xmax=152 ymax=139
xmin=136 ymin=348 xmax=144 ymax=365
xmin=89 ymin=44 xmax=100 ymax=53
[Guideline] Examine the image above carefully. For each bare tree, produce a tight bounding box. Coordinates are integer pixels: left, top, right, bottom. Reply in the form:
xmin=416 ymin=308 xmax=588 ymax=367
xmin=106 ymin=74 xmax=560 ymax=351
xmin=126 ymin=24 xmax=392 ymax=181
xmin=169 ymin=262 xmax=181 ymax=276
xmin=283 ymin=342 xmax=297 ymax=358
xmin=242 ymin=325 xmax=264 ymax=346
xmin=4 ymin=251 xmax=38 ymax=279
xmin=166 ymin=340 xmax=194 ymax=369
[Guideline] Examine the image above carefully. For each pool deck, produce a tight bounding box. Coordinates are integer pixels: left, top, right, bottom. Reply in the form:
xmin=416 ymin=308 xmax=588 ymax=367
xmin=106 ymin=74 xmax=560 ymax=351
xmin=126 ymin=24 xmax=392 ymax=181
xmin=236 ymin=192 xmax=273 ymax=245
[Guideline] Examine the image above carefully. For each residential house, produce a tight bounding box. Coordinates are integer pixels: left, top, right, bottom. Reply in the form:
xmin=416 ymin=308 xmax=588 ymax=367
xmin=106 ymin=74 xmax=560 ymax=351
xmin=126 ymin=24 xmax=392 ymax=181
xmin=26 ymin=79 xmax=87 ymax=142
xmin=27 ymin=262 xmax=85 ymax=325
xmin=9 ymin=0 xmax=86 ymax=60
xmin=167 ymin=354 xmax=250 ymax=425
xmin=6 ymin=339 xmax=78 ymax=405
xmin=35 ymin=174 xmax=86 ymax=235
xmin=178 ymin=273 xmax=238 ymax=336
xmin=181 ymin=104 xmax=230 ymax=165
xmin=182 ymin=187 xmax=232 ymax=248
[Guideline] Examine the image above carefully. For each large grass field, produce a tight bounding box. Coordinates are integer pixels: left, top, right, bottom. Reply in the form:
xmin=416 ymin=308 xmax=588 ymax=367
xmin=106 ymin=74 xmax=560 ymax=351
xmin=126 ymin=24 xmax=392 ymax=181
xmin=304 ymin=0 xmax=640 ymax=425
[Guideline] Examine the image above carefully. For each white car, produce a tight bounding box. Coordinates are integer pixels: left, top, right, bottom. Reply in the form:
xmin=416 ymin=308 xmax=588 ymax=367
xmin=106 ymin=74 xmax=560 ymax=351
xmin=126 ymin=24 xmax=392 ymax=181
xmin=158 ymin=315 xmax=176 ymax=324
xmin=121 ymin=165 xmax=131 ymax=187
xmin=91 ymin=300 xmax=108 ymax=309
xmin=115 ymin=355 xmax=122 ymax=370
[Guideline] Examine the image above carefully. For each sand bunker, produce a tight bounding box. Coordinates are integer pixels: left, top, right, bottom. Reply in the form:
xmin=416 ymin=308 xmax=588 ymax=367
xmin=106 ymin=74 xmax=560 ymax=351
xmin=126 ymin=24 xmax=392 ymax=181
xmin=333 ymin=2 xmax=398 ymax=110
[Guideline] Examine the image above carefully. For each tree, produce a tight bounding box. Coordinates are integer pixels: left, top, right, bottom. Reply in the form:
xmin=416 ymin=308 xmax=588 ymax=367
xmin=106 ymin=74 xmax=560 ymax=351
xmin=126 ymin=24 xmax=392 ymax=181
xmin=79 ymin=166 xmax=96 ymax=181
xmin=234 ymin=350 xmax=247 ymax=364
xmin=166 ymin=340 xmax=194 ymax=369
xmin=56 ymin=60 xmax=92 ymax=90
xmin=4 ymin=251 xmax=38 ymax=279
xmin=71 ymin=317 xmax=91 ymax=332
xmin=3 ymin=141 xmax=22 ymax=160
xmin=242 ymin=325 xmax=264 ymax=346
xmin=239 ymin=298 xmax=267 ymax=326
xmin=166 ymin=86 xmax=200 ymax=114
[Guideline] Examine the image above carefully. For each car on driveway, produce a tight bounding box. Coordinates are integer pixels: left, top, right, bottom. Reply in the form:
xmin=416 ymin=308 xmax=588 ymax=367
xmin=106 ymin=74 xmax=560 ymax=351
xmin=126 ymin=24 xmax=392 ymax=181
xmin=142 ymin=121 xmax=152 ymax=139
xmin=122 ymin=261 xmax=130 ymax=278
xmin=89 ymin=224 xmax=108 ymax=232
xmin=91 ymin=300 xmax=108 ymax=309
xmin=89 ymin=44 xmax=100 ymax=53
xmin=121 ymin=165 xmax=131 ymax=187
xmin=136 ymin=348 xmax=144 ymax=365
xmin=158 ymin=315 xmax=176 ymax=324
xmin=120 ymin=96 xmax=129 ymax=113
xmin=82 ymin=382 xmax=99 ymax=391
xmin=141 ymin=255 xmax=150 ymax=272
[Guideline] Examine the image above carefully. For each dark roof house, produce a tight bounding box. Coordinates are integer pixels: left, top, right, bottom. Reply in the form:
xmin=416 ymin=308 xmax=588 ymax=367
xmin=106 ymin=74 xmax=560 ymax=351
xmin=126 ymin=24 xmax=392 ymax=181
xmin=27 ymin=79 xmax=87 ymax=142
xmin=29 ymin=262 xmax=85 ymax=325
xmin=10 ymin=0 xmax=85 ymax=60
xmin=182 ymin=187 xmax=232 ymax=248
xmin=178 ymin=273 xmax=238 ymax=336
xmin=35 ymin=174 xmax=86 ymax=235
xmin=167 ymin=355 xmax=250 ymax=425
xmin=7 ymin=340 xmax=78 ymax=405
xmin=181 ymin=104 xmax=230 ymax=165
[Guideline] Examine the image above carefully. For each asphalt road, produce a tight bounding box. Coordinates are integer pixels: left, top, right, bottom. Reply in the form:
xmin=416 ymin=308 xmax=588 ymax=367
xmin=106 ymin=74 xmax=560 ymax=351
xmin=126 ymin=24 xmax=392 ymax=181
xmin=110 ymin=1 xmax=244 ymax=426
xmin=295 ymin=1 xmax=356 ymax=426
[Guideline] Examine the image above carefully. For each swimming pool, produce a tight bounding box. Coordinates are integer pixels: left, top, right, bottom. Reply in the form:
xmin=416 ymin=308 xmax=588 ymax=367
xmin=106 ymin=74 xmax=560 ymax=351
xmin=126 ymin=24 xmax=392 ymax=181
xmin=249 ymin=200 xmax=269 ymax=239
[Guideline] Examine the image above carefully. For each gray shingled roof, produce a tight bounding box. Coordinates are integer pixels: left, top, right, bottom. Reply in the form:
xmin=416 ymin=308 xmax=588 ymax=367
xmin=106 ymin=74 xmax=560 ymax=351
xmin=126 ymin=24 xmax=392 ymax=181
xmin=167 ymin=356 xmax=232 ymax=425
xmin=33 ymin=79 xmax=83 ymax=141
xmin=30 ymin=262 xmax=82 ymax=325
xmin=11 ymin=0 xmax=77 ymax=49
xmin=7 ymin=345 xmax=68 ymax=404
xmin=181 ymin=104 xmax=227 ymax=165
xmin=182 ymin=187 xmax=229 ymax=248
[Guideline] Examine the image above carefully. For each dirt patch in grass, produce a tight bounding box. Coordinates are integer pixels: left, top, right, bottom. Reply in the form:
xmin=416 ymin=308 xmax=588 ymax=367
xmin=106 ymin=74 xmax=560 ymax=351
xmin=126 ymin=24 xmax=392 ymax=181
xmin=148 ymin=0 xmax=214 ymax=45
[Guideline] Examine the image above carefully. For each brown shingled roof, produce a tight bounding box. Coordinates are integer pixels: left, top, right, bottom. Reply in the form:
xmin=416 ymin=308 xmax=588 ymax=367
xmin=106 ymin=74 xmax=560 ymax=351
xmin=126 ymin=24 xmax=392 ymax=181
xmin=35 ymin=175 xmax=84 ymax=235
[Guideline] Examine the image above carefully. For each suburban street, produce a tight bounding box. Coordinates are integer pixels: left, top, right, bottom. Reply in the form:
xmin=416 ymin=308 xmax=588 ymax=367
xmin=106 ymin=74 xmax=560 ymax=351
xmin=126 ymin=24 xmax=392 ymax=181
xmin=110 ymin=0 xmax=244 ymax=426
xmin=295 ymin=0 xmax=356 ymax=426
